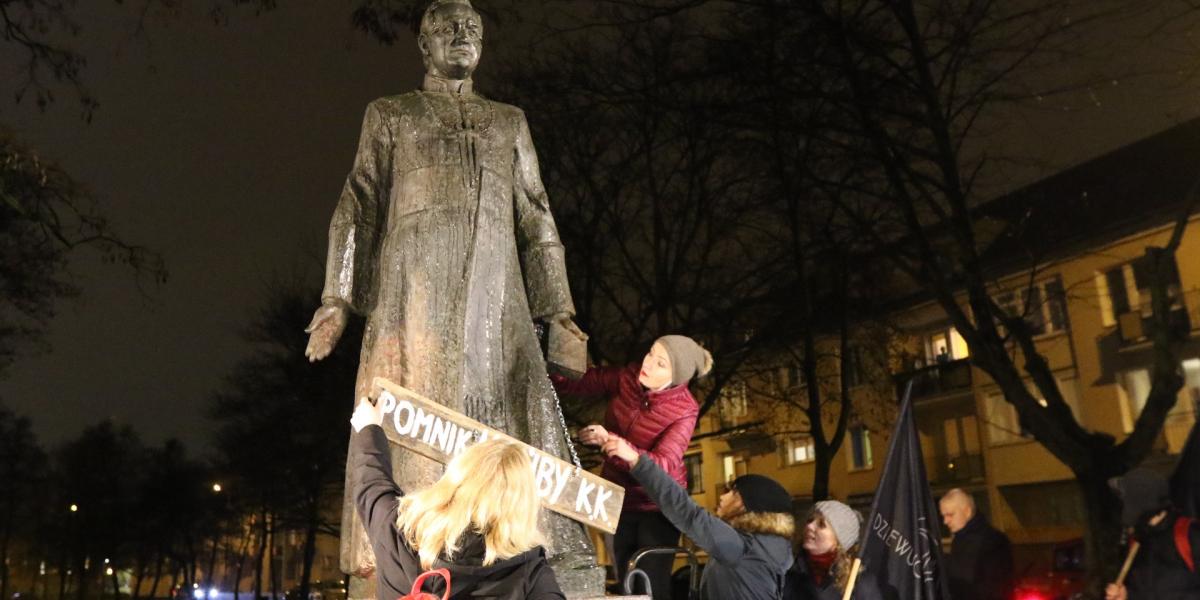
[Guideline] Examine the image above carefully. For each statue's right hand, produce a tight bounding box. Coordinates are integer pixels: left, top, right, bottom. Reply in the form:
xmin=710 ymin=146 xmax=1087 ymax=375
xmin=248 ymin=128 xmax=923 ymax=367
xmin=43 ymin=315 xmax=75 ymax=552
xmin=304 ymin=302 xmax=348 ymax=362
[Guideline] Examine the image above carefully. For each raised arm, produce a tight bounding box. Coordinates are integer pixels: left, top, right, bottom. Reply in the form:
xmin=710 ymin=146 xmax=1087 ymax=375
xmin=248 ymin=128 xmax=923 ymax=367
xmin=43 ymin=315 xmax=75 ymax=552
xmin=349 ymin=399 xmax=403 ymax=557
xmin=627 ymin=453 xmax=750 ymax=565
xmin=551 ymin=365 xmax=625 ymax=397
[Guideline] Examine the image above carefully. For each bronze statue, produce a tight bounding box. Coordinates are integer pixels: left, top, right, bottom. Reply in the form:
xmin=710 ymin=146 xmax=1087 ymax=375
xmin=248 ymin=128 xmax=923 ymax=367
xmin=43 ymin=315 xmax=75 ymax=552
xmin=304 ymin=0 xmax=600 ymax=595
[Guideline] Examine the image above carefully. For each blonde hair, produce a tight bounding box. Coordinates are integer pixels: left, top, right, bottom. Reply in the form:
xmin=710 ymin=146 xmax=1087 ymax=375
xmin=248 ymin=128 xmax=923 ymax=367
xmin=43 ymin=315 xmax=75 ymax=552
xmin=396 ymin=438 xmax=544 ymax=569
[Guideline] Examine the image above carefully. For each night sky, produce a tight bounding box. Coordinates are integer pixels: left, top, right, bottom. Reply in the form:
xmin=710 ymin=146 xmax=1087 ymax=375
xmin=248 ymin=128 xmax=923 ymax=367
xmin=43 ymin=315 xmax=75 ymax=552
xmin=3 ymin=2 xmax=1200 ymax=455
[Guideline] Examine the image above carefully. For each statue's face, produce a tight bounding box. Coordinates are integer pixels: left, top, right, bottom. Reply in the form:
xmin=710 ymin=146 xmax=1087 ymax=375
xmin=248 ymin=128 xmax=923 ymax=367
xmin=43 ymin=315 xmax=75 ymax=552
xmin=419 ymin=4 xmax=483 ymax=80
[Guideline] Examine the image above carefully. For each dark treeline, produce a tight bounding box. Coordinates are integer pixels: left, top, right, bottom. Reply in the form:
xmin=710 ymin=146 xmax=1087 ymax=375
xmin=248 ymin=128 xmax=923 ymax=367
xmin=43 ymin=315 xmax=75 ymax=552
xmin=0 ymin=277 xmax=356 ymax=600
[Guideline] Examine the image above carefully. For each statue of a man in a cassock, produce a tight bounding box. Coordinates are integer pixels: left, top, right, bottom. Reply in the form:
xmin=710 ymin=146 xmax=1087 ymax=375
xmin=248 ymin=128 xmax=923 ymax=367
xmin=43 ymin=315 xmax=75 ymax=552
xmin=303 ymin=0 xmax=600 ymax=595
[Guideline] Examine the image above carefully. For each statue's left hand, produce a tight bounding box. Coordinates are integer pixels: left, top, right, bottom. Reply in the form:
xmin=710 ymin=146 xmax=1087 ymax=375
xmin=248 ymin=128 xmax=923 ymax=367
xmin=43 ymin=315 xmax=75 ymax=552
xmin=305 ymin=302 xmax=348 ymax=362
xmin=549 ymin=312 xmax=588 ymax=342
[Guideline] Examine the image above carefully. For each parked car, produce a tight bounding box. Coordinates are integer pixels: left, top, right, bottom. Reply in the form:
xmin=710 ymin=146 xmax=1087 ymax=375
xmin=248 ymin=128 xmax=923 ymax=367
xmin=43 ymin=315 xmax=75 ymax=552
xmin=1011 ymin=538 xmax=1087 ymax=600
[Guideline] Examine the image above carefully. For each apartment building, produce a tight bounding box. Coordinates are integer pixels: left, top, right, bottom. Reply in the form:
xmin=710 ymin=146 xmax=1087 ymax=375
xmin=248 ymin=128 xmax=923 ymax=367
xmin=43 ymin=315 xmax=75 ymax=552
xmin=682 ymin=118 xmax=1200 ymax=560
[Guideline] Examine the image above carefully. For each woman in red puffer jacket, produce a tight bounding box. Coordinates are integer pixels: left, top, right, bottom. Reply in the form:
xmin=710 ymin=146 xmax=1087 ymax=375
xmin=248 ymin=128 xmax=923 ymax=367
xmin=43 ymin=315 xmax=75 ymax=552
xmin=553 ymin=335 xmax=711 ymax=600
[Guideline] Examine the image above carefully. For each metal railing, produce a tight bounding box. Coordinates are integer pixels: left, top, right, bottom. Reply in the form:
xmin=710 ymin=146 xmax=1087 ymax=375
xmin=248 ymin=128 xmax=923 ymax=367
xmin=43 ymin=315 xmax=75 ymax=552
xmin=894 ymin=358 xmax=973 ymax=400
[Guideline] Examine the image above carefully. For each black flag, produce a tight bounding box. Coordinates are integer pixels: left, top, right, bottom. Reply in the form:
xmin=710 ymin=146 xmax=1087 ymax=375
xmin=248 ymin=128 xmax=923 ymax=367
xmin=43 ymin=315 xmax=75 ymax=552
xmin=1170 ymin=416 xmax=1199 ymax=518
xmin=857 ymin=382 xmax=951 ymax=600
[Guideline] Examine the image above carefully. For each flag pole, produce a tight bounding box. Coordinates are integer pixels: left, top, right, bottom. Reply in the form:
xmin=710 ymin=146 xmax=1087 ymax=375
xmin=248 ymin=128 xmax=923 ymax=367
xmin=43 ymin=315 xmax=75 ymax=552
xmin=1115 ymin=542 xmax=1140 ymax=585
xmin=840 ymin=558 xmax=862 ymax=600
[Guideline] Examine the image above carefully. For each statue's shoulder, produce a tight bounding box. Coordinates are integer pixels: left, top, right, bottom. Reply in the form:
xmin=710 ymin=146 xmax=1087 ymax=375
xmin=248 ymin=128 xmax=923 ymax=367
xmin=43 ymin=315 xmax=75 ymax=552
xmin=479 ymin=97 xmax=528 ymax=123
xmin=365 ymin=92 xmax=425 ymax=117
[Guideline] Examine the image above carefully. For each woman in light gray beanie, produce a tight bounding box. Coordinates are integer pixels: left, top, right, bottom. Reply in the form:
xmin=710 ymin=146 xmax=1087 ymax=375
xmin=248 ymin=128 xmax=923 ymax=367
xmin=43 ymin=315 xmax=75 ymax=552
xmin=784 ymin=500 xmax=881 ymax=600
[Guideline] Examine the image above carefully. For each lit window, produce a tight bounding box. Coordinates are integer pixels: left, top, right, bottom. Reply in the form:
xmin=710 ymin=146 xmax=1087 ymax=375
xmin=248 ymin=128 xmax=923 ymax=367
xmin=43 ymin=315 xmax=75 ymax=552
xmin=995 ymin=277 xmax=1068 ymax=336
xmin=779 ymin=363 xmax=806 ymax=389
xmin=783 ymin=437 xmax=816 ymax=466
xmin=1117 ymin=361 xmax=1199 ymax=452
xmin=720 ymin=381 xmax=748 ymax=419
xmin=844 ymin=347 xmax=867 ymax=388
xmin=984 ymin=391 xmax=1023 ymax=445
xmin=924 ymin=328 xmax=970 ymax=364
xmin=847 ymin=427 xmax=873 ymax=470
xmin=684 ymin=453 xmax=704 ymax=494
xmin=1097 ymin=256 xmax=1183 ymax=325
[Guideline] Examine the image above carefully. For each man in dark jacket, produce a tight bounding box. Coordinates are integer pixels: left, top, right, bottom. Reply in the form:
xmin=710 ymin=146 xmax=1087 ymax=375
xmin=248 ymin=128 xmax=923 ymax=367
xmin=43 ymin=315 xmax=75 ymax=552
xmin=604 ymin=436 xmax=795 ymax=599
xmin=939 ymin=488 xmax=1013 ymax=600
xmin=1105 ymin=468 xmax=1200 ymax=600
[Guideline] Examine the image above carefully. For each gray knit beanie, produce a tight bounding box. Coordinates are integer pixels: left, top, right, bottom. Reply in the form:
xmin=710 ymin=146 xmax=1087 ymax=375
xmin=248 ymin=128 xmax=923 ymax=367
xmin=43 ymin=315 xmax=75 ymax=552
xmin=813 ymin=500 xmax=862 ymax=550
xmin=655 ymin=335 xmax=714 ymax=387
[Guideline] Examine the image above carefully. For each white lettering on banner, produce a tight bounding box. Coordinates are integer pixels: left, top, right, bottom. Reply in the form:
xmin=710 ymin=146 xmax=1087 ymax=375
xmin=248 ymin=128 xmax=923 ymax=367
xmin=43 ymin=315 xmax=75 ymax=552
xmin=591 ymin=485 xmax=613 ymax=522
xmin=451 ymin=426 xmax=472 ymax=455
xmin=535 ymin=454 xmax=557 ymax=497
xmin=550 ymin=461 xmax=571 ymax=503
xmin=871 ymin=513 xmax=936 ymax=583
xmin=372 ymin=384 xmax=624 ymax=534
xmin=415 ymin=409 xmax=436 ymax=444
xmin=575 ymin=479 xmax=596 ymax=514
xmin=393 ymin=399 xmax=415 ymax=435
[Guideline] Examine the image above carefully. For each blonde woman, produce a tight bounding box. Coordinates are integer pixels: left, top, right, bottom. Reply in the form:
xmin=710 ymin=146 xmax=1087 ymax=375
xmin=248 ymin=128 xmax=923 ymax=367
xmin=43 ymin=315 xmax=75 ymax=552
xmin=783 ymin=501 xmax=880 ymax=600
xmin=349 ymin=399 xmax=565 ymax=600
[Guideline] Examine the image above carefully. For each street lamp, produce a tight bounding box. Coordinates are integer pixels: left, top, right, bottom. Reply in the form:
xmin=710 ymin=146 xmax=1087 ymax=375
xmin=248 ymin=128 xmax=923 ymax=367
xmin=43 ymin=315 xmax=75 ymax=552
xmin=69 ymin=504 xmax=78 ymax=512
xmin=212 ymin=483 xmax=222 ymax=493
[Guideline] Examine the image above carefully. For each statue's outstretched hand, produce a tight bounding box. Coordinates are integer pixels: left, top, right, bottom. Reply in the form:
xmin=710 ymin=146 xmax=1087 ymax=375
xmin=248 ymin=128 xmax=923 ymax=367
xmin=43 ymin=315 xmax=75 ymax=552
xmin=305 ymin=302 xmax=348 ymax=362
xmin=550 ymin=312 xmax=588 ymax=342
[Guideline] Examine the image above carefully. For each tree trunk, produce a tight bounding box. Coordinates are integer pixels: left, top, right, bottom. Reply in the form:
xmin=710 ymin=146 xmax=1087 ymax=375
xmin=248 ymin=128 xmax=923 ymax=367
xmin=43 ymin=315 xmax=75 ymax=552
xmin=1 ymin=502 xmax=13 ymax=600
xmin=207 ymin=536 xmax=220 ymax=591
xmin=233 ymin=529 xmax=253 ymax=600
xmin=267 ymin=516 xmax=278 ymax=600
xmin=253 ymin=511 xmax=268 ymax=600
xmin=1077 ymin=472 xmax=1125 ymax=598
xmin=811 ymin=450 xmax=833 ymax=502
xmin=168 ymin=562 xmax=179 ymax=596
xmin=149 ymin=553 xmax=165 ymax=600
xmin=111 ymin=563 xmax=122 ymax=599
xmin=298 ymin=498 xmax=320 ymax=600
xmin=74 ymin=553 xmax=88 ymax=600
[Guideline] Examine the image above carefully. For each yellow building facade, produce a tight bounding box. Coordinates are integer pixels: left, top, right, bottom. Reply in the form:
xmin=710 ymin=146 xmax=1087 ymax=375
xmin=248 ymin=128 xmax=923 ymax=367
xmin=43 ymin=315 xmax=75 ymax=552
xmin=680 ymin=122 xmax=1200 ymax=568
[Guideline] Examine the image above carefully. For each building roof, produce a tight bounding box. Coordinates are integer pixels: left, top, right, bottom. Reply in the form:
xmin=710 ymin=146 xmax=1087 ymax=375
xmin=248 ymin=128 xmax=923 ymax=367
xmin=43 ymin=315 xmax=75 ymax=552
xmin=976 ymin=116 xmax=1200 ymax=273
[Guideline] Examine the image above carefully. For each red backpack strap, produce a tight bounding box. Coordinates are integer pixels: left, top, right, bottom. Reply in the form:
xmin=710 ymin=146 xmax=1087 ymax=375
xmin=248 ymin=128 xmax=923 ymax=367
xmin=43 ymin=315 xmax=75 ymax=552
xmin=408 ymin=568 xmax=452 ymax=600
xmin=1175 ymin=517 xmax=1196 ymax=572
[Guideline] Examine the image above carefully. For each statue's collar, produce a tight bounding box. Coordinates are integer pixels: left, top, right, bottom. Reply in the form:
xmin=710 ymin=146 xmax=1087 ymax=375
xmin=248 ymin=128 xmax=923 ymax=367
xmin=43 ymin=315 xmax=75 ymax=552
xmin=422 ymin=74 xmax=474 ymax=95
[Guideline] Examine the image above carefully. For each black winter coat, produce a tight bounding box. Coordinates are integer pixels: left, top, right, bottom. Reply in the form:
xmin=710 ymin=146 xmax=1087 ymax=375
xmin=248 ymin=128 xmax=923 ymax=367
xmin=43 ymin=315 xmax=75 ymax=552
xmin=629 ymin=455 xmax=794 ymax=600
xmin=352 ymin=426 xmax=565 ymax=600
xmin=945 ymin=515 xmax=1013 ymax=600
xmin=783 ymin=552 xmax=883 ymax=600
xmin=1124 ymin=511 xmax=1200 ymax=600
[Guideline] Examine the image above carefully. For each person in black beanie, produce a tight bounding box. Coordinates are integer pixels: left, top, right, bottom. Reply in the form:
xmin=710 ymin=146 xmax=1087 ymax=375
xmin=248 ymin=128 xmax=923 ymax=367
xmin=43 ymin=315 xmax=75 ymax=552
xmin=1105 ymin=468 xmax=1200 ymax=600
xmin=603 ymin=437 xmax=795 ymax=599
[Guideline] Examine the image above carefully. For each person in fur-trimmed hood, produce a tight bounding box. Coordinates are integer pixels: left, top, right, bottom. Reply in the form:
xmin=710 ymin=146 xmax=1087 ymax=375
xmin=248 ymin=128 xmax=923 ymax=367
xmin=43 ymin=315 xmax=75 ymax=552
xmin=605 ymin=438 xmax=795 ymax=599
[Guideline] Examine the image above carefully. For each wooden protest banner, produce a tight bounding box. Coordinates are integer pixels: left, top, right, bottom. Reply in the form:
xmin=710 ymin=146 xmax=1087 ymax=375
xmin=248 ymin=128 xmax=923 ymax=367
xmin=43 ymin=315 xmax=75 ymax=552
xmin=370 ymin=377 xmax=623 ymax=534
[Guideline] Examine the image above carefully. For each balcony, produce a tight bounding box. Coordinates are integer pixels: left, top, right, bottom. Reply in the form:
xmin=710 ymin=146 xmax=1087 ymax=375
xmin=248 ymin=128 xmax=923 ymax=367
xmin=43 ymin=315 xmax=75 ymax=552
xmin=1115 ymin=288 xmax=1198 ymax=346
xmin=895 ymin=358 xmax=973 ymax=401
xmin=928 ymin=452 xmax=985 ymax=486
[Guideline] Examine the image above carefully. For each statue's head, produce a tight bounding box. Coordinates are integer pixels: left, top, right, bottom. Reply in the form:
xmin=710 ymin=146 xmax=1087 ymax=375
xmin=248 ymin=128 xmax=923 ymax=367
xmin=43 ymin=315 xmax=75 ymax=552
xmin=418 ymin=0 xmax=483 ymax=80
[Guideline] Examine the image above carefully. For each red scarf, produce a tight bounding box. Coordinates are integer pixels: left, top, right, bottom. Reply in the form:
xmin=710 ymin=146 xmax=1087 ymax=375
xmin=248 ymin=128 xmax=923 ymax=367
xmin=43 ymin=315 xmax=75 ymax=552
xmin=805 ymin=550 xmax=838 ymax=586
